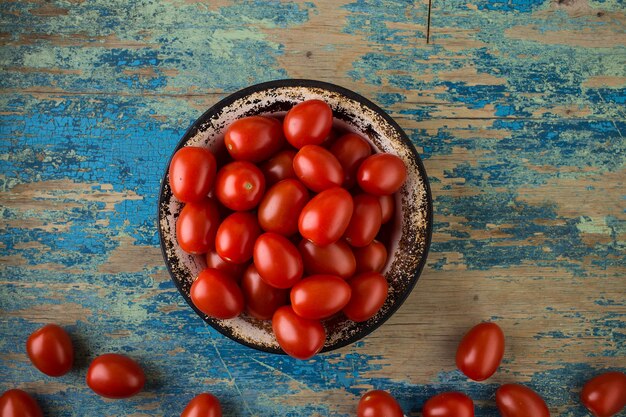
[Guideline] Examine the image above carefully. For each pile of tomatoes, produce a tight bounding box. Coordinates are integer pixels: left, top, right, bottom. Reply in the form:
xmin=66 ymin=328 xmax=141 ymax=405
xmin=169 ymin=99 xmax=408 ymax=360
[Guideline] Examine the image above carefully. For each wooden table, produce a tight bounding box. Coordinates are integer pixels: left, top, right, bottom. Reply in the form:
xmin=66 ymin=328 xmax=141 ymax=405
xmin=1 ymin=0 xmax=624 ymax=415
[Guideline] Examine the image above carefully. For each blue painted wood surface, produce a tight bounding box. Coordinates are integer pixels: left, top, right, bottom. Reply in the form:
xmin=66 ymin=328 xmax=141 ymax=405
xmin=0 ymin=0 xmax=624 ymax=416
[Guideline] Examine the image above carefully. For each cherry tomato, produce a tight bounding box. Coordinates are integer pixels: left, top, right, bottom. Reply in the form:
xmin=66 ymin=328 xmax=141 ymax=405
xmin=190 ymin=268 xmax=244 ymax=319
xmin=353 ymin=240 xmax=388 ymax=274
xmin=181 ymin=393 xmax=222 ymax=417
xmin=169 ymin=147 xmax=216 ymax=203
xmin=241 ymin=264 xmax=289 ymax=320
xmin=176 ymin=199 xmax=220 ymax=254
xmin=344 ymin=194 xmax=382 ymax=247
xmin=456 ymin=322 xmax=505 ymax=381
xmin=283 ymin=99 xmax=333 ymax=149
xmin=254 ymin=233 xmax=303 ymax=289
xmin=299 ymin=239 xmax=356 ymax=279
xmin=290 ymin=275 xmax=352 ymax=320
xmin=496 ymin=384 xmax=550 ymax=417
xmin=330 ymin=133 xmax=372 ymax=187
xmin=215 ymin=161 xmax=265 ymax=211
xmin=357 ymin=153 xmax=407 ymax=196
xmin=261 ymin=149 xmax=297 ymax=186
xmin=272 ymin=305 xmax=325 ymax=359
xmin=343 ymin=272 xmax=388 ymax=322
xmin=86 ymin=353 xmax=145 ymax=399
xmin=0 ymin=389 xmax=43 ymax=417
xmin=378 ymin=195 xmax=395 ymax=224
xmin=299 ymin=187 xmax=354 ymax=246
xmin=205 ymin=250 xmax=247 ymax=282
xmin=224 ymin=116 xmax=284 ymax=163
xmin=26 ymin=324 xmax=73 ymax=377
xmin=292 ymin=145 xmax=343 ymax=192
xmin=422 ymin=392 xmax=474 ymax=417
xmin=215 ymin=212 xmax=261 ymax=264
xmin=357 ymin=390 xmax=404 ymax=417
xmin=580 ymin=372 xmax=626 ymax=417
xmin=258 ymin=179 xmax=309 ymax=236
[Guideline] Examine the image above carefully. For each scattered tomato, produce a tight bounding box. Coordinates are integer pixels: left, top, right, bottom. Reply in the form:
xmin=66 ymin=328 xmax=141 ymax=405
xmin=343 ymin=272 xmax=388 ymax=322
xmin=261 ymin=149 xmax=297 ymax=186
xmin=330 ymin=133 xmax=372 ymax=187
xmin=190 ymin=269 xmax=244 ymax=319
xmin=0 ymin=389 xmax=43 ymax=417
xmin=290 ymin=275 xmax=351 ymax=320
xmin=272 ymin=306 xmax=326 ymax=360
xmin=353 ymin=240 xmax=388 ymax=274
xmin=422 ymin=392 xmax=474 ymax=417
xmin=26 ymin=324 xmax=73 ymax=377
xmin=86 ymin=354 xmax=145 ymax=399
xmin=176 ymin=199 xmax=220 ymax=254
xmin=241 ymin=264 xmax=289 ymax=320
xmin=357 ymin=153 xmax=407 ymax=196
xmin=496 ymin=384 xmax=550 ymax=417
xmin=357 ymin=390 xmax=404 ymax=417
xmin=293 ymin=145 xmax=343 ymax=192
xmin=254 ymin=233 xmax=303 ymax=289
xmin=224 ymin=116 xmax=284 ymax=163
xmin=299 ymin=239 xmax=356 ymax=279
xmin=299 ymin=187 xmax=354 ymax=246
xmin=215 ymin=161 xmax=265 ymax=211
xmin=181 ymin=393 xmax=222 ymax=417
xmin=456 ymin=322 xmax=505 ymax=381
xmin=258 ymin=179 xmax=309 ymax=236
xmin=580 ymin=372 xmax=626 ymax=417
xmin=169 ymin=147 xmax=216 ymax=203
xmin=344 ymin=194 xmax=382 ymax=247
xmin=283 ymin=99 xmax=333 ymax=149
xmin=215 ymin=212 xmax=261 ymax=264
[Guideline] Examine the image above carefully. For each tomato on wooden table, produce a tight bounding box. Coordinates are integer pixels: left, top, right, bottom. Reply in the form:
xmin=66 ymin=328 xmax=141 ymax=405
xmin=343 ymin=272 xmax=388 ymax=322
xmin=299 ymin=187 xmax=353 ymax=246
xmin=496 ymin=384 xmax=550 ymax=417
xmin=253 ymin=233 xmax=303 ymax=289
xmin=215 ymin=212 xmax=261 ymax=264
xmin=26 ymin=324 xmax=73 ymax=377
xmin=214 ymin=161 xmax=265 ymax=211
xmin=86 ymin=354 xmax=145 ymax=399
xmin=456 ymin=322 xmax=505 ymax=381
xmin=357 ymin=153 xmax=407 ymax=196
xmin=283 ymin=99 xmax=333 ymax=149
xmin=378 ymin=195 xmax=395 ymax=224
xmin=422 ymin=392 xmax=474 ymax=417
xmin=293 ymin=145 xmax=344 ymax=192
xmin=205 ymin=250 xmax=247 ymax=282
xmin=357 ymin=390 xmax=404 ymax=417
xmin=258 ymin=179 xmax=309 ymax=236
xmin=0 ymin=389 xmax=43 ymax=417
xmin=224 ymin=116 xmax=284 ymax=163
xmin=290 ymin=275 xmax=351 ymax=320
xmin=330 ymin=133 xmax=372 ymax=187
xmin=261 ymin=149 xmax=297 ymax=186
xmin=580 ymin=372 xmax=626 ymax=417
xmin=272 ymin=306 xmax=325 ymax=360
xmin=299 ymin=239 xmax=356 ymax=279
xmin=181 ymin=393 xmax=222 ymax=417
xmin=344 ymin=194 xmax=382 ymax=247
xmin=353 ymin=240 xmax=388 ymax=274
xmin=241 ymin=264 xmax=289 ymax=320
xmin=169 ymin=147 xmax=216 ymax=203
xmin=176 ymin=199 xmax=220 ymax=254
xmin=190 ymin=269 xmax=244 ymax=319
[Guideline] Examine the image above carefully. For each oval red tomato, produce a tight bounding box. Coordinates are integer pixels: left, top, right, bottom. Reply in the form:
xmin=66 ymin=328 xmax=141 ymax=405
xmin=293 ymin=145 xmax=343 ymax=192
xmin=344 ymin=194 xmax=382 ymax=247
xmin=299 ymin=187 xmax=353 ymax=246
xmin=176 ymin=199 xmax=220 ymax=254
xmin=181 ymin=392 xmax=222 ymax=417
xmin=215 ymin=161 xmax=265 ymax=211
xmin=290 ymin=275 xmax=351 ymax=320
xmin=190 ymin=268 xmax=244 ymax=319
xmin=258 ymin=179 xmax=309 ymax=236
xmin=343 ymin=272 xmax=388 ymax=322
xmin=253 ymin=233 xmax=303 ymax=289
xmin=298 ymin=239 xmax=356 ymax=279
xmin=456 ymin=322 xmax=505 ymax=381
xmin=580 ymin=372 xmax=626 ymax=417
xmin=215 ymin=212 xmax=261 ymax=264
xmin=330 ymin=133 xmax=372 ymax=187
xmin=353 ymin=240 xmax=388 ymax=274
xmin=283 ymin=99 xmax=333 ymax=149
xmin=241 ymin=264 xmax=289 ymax=320
xmin=357 ymin=153 xmax=407 ymax=196
xmin=272 ymin=305 xmax=326 ymax=360
xmin=224 ymin=116 xmax=284 ymax=163
xmin=0 ymin=389 xmax=43 ymax=417
xmin=205 ymin=250 xmax=247 ymax=282
xmin=169 ymin=147 xmax=216 ymax=203
xmin=357 ymin=390 xmax=404 ymax=417
xmin=86 ymin=353 xmax=145 ymax=399
xmin=261 ymin=149 xmax=297 ymax=186
xmin=26 ymin=324 xmax=73 ymax=377
xmin=378 ymin=195 xmax=395 ymax=224
xmin=422 ymin=392 xmax=474 ymax=417
xmin=496 ymin=384 xmax=550 ymax=417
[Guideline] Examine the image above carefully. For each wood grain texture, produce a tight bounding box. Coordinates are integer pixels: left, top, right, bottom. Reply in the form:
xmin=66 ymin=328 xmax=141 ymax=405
xmin=0 ymin=0 xmax=624 ymax=416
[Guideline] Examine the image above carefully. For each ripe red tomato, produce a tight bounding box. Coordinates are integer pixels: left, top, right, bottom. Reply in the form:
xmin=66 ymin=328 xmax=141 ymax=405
xmin=261 ymin=149 xmax=297 ymax=186
xmin=190 ymin=268 xmax=244 ymax=319
xmin=258 ymin=179 xmax=309 ymax=236
xmin=357 ymin=390 xmax=404 ymax=417
xmin=292 ymin=145 xmax=343 ymax=192
xmin=290 ymin=275 xmax=352 ymax=320
xmin=422 ymin=392 xmax=474 ymax=417
xmin=283 ymin=99 xmax=333 ymax=149
xmin=580 ymin=372 xmax=626 ymax=417
xmin=253 ymin=233 xmax=303 ymax=289
xmin=357 ymin=153 xmax=407 ymax=196
xmin=299 ymin=187 xmax=354 ymax=246
xmin=353 ymin=240 xmax=388 ymax=274
xmin=329 ymin=133 xmax=372 ymax=187
xmin=176 ymin=199 xmax=220 ymax=254
xmin=272 ymin=305 xmax=326 ymax=359
xmin=205 ymin=250 xmax=247 ymax=282
xmin=456 ymin=322 xmax=505 ymax=381
xmin=241 ymin=264 xmax=289 ymax=320
xmin=378 ymin=195 xmax=395 ymax=224
xmin=299 ymin=239 xmax=356 ymax=279
xmin=215 ymin=161 xmax=265 ymax=211
xmin=26 ymin=324 xmax=73 ymax=377
xmin=224 ymin=116 xmax=284 ymax=163
xmin=169 ymin=147 xmax=216 ymax=203
xmin=86 ymin=353 xmax=145 ymax=399
xmin=496 ymin=384 xmax=550 ymax=417
xmin=344 ymin=194 xmax=382 ymax=247
xmin=0 ymin=389 xmax=43 ymax=417
xmin=343 ymin=272 xmax=388 ymax=322
xmin=215 ymin=212 xmax=261 ymax=264
xmin=181 ymin=393 xmax=222 ymax=417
